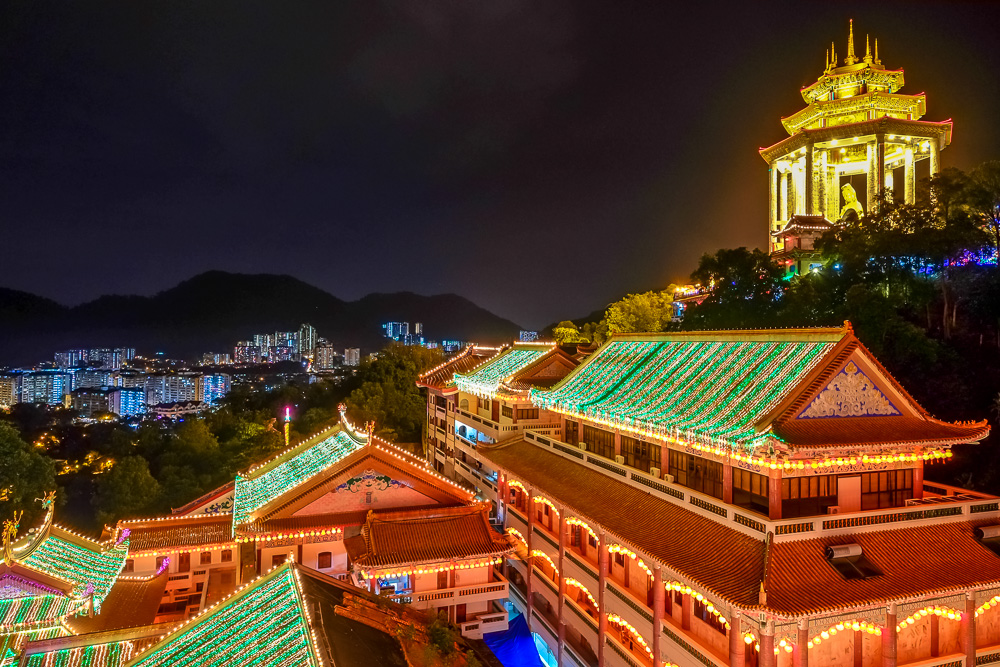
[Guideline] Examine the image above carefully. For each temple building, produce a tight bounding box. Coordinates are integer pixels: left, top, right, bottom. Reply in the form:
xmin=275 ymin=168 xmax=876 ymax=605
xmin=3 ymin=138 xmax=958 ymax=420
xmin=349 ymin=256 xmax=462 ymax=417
xmin=762 ymin=21 xmax=952 ymax=253
xmin=450 ymin=324 xmax=1000 ymax=667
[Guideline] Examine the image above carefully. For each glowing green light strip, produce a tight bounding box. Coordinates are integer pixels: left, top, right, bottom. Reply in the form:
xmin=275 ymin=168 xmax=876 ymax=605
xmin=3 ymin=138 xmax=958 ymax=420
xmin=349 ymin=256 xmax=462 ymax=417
xmin=453 ymin=348 xmax=549 ymax=397
xmin=20 ymin=537 xmax=129 ymax=603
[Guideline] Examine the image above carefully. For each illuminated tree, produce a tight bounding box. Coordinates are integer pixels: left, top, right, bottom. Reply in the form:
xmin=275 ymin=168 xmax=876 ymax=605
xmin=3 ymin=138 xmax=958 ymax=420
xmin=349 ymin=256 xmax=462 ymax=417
xmin=0 ymin=423 xmax=55 ymax=524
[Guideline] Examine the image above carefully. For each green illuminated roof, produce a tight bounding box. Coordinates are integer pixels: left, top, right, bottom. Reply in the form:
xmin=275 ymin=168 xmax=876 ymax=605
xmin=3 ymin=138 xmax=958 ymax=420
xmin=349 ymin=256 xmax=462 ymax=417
xmin=20 ymin=531 xmax=129 ymax=603
xmin=531 ymin=332 xmax=842 ymax=448
xmin=453 ymin=346 xmax=551 ymax=397
xmin=125 ymin=563 xmax=321 ymax=667
xmin=233 ymin=428 xmax=365 ymax=526
xmin=24 ymin=639 xmax=135 ymax=667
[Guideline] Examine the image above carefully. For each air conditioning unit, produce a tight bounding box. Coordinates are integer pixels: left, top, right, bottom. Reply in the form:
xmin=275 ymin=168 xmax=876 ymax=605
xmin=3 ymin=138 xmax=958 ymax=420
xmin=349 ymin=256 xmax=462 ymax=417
xmin=649 ymin=467 xmax=660 ymax=478
xmin=663 ymin=474 xmax=675 ymax=483
xmin=827 ymin=506 xmax=840 ymax=515
xmin=615 ymin=455 xmax=625 ymax=465
xmin=578 ymin=442 xmax=588 ymax=451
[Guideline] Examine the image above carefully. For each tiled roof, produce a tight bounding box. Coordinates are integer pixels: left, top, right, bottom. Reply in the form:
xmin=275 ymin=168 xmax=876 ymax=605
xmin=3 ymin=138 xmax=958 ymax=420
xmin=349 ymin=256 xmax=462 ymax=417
xmin=772 ymin=415 xmax=991 ymax=449
xmin=499 ymin=347 xmax=581 ymax=393
xmin=454 ymin=345 xmax=552 ymax=398
xmin=348 ymin=505 xmax=515 ymax=569
xmin=416 ymin=346 xmax=497 ymax=391
xmin=125 ymin=563 xmax=322 ymax=667
xmin=122 ymin=515 xmax=233 ymax=553
xmin=532 ymin=331 xmax=842 ymax=447
xmin=67 ymin=572 xmax=168 ymax=635
xmin=233 ymin=427 xmax=365 ymax=526
xmin=767 ymin=520 xmax=1000 ymax=615
xmin=21 ymin=529 xmax=129 ymax=603
xmin=479 ymin=439 xmax=767 ymax=607
xmin=171 ymin=481 xmax=234 ymax=516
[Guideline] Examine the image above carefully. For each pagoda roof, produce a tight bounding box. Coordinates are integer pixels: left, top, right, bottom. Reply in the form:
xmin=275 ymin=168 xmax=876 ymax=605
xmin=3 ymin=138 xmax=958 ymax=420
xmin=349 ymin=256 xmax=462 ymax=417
xmin=65 ymin=571 xmax=168 ymax=635
xmin=530 ymin=325 xmax=988 ymax=453
xmin=17 ymin=525 xmax=129 ymax=605
xmin=232 ymin=423 xmax=368 ymax=527
xmin=759 ymin=116 xmax=953 ymax=163
xmin=345 ymin=503 xmax=515 ymax=570
xmin=116 ymin=515 xmax=234 ymax=555
xmin=124 ymin=562 xmax=323 ymax=667
xmin=170 ymin=480 xmax=234 ymax=516
xmin=416 ymin=345 xmax=500 ymax=392
xmin=770 ymin=215 xmax=835 ymax=237
xmin=20 ymin=624 xmax=170 ymax=667
xmin=498 ymin=346 xmax=584 ymax=394
xmin=453 ymin=343 xmax=555 ymax=398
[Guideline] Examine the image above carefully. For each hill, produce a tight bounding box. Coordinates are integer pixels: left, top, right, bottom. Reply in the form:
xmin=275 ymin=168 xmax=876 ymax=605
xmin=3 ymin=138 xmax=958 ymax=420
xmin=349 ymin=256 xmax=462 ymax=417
xmin=0 ymin=271 xmax=522 ymax=365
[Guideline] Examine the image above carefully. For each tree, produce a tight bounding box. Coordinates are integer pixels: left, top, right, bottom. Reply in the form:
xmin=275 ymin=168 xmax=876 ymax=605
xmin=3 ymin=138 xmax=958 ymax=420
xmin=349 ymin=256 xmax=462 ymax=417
xmin=968 ymin=160 xmax=1000 ymax=259
xmin=93 ymin=455 xmax=161 ymax=525
xmin=604 ymin=291 xmax=674 ymax=335
xmin=552 ymin=320 xmax=586 ymax=344
xmin=682 ymin=248 xmax=785 ymax=329
xmin=0 ymin=423 xmax=56 ymax=524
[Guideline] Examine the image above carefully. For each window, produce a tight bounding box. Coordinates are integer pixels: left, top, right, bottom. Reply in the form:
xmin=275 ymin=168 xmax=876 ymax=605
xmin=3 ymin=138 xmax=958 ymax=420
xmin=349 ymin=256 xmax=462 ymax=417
xmin=438 ymin=570 xmax=449 ymax=589
xmin=733 ymin=468 xmax=769 ymax=515
xmin=200 ymin=551 xmax=211 ymax=565
xmin=582 ymin=425 xmax=615 ymax=460
xmin=221 ymin=549 xmax=233 ymax=562
xmin=614 ymin=552 xmax=625 ymax=567
xmin=668 ymin=450 xmax=723 ymax=499
xmin=622 ymin=436 xmax=661 ymax=474
xmin=155 ymin=556 xmax=167 ymax=571
xmin=271 ymin=554 xmax=287 ymax=568
xmin=516 ymin=407 xmax=539 ymax=420
xmin=178 ymin=553 xmax=191 ymax=573
xmin=782 ymin=475 xmax=838 ymax=517
xmin=124 ymin=559 xmax=134 ymax=573
xmin=861 ymin=470 xmax=913 ymax=510
xmin=317 ymin=552 xmax=332 ymax=569
xmin=694 ymin=599 xmax=727 ymax=634
xmin=588 ymin=533 xmax=597 ymax=549
xmin=566 ymin=420 xmax=579 ymax=446
xmin=502 ymin=405 xmax=513 ymax=419
xmin=570 ymin=525 xmax=581 ymax=547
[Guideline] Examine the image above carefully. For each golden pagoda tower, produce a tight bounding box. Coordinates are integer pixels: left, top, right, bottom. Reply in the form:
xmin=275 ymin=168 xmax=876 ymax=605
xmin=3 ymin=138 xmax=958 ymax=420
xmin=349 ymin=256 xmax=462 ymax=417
xmin=761 ymin=21 xmax=953 ymax=253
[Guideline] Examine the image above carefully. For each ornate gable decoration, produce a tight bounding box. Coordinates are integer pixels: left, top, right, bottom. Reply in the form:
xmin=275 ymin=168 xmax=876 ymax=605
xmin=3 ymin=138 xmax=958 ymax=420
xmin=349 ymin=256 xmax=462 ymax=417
xmin=799 ymin=361 xmax=900 ymax=419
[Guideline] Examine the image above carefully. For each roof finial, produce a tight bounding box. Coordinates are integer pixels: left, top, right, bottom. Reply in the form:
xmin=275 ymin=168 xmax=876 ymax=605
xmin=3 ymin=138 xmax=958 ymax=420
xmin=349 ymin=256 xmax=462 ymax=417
xmin=864 ymin=34 xmax=873 ymax=64
xmin=874 ymin=37 xmax=881 ymax=65
xmin=845 ymin=19 xmax=858 ymax=65
xmin=831 ymin=41 xmax=837 ymax=68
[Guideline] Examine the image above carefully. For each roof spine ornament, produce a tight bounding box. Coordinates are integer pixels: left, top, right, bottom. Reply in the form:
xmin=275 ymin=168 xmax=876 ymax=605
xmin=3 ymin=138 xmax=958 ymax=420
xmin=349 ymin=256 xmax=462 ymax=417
xmin=864 ymin=34 xmax=873 ymax=64
xmin=845 ymin=19 xmax=858 ymax=65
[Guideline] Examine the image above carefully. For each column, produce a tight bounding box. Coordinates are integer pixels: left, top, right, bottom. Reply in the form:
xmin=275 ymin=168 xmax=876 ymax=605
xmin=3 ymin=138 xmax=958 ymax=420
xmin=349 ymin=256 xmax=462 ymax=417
xmin=795 ymin=618 xmax=808 ymax=667
xmin=866 ymin=142 xmax=877 ymax=214
xmin=598 ymin=532 xmax=609 ymax=667
xmin=760 ymin=620 xmax=776 ymax=667
xmin=930 ymin=140 xmax=941 ymax=176
xmin=805 ymin=143 xmax=814 ymax=215
xmin=769 ymin=163 xmax=778 ymax=232
xmin=557 ymin=511 xmax=567 ymax=667
xmin=855 ymin=628 xmax=864 ymax=665
xmin=882 ymin=603 xmax=897 ymax=667
xmin=930 ymin=614 xmax=939 ymax=657
xmin=768 ymin=468 xmax=783 ymax=521
xmin=682 ymin=593 xmax=693 ymax=631
xmin=873 ymin=135 xmax=886 ymax=214
xmin=729 ymin=609 xmax=746 ymax=667
xmin=653 ymin=567 xmax=664 ymax=667
xmin=527 ymin=488 xmax=535 ymax=630
xmin=779 ymin=170 xmax=789 ymax=222
xmin=962 ymin=591 xmax=976 ymax=666
xmin=904 ymin=148 xmax=915 ymax=204
xmin=815 ymin=149 xmax=827 ymax=218
xmin=723 ymin=464 xmax=733 ymax=505
xmin=614 ymin=432 xmax=622 ymax=460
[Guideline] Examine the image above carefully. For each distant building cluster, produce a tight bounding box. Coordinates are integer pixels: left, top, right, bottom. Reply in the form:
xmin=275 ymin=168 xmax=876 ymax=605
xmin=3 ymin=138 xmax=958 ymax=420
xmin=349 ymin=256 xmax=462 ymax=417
xmin=234 ymin=323 xmax=318 ymax=364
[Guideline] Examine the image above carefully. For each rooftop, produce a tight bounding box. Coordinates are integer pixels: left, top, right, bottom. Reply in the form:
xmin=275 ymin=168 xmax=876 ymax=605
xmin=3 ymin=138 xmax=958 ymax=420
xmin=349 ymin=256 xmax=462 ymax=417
xmin=453 ymin=344 xmax=554 ymax=398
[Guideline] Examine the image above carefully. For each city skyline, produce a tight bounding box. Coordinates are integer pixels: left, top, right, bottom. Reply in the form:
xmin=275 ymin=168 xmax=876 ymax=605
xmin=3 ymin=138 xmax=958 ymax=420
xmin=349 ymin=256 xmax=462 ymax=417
xmin=3 ymin=3 xmax=1000 ymax=328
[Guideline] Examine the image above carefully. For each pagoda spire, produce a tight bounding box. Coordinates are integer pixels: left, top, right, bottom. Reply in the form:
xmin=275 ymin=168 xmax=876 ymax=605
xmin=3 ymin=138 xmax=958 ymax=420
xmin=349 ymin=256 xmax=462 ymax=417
xmin=874 ymin=37 xmax=881 ymax=65
xmin=864 ymin=34 xmax=873 ymax=63
xmin=831 ymin=41 xmax=837 ymax=68
xmin=845 ymin=19 xmax=858 ymax=65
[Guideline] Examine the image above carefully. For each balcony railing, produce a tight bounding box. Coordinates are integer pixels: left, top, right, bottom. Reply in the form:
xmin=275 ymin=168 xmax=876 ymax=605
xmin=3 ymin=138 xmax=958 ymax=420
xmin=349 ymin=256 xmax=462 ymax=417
xmin=391 ymin=576 xmax=509 ymax=610
xmin=460 ymin=611 xmax=508 ymax=639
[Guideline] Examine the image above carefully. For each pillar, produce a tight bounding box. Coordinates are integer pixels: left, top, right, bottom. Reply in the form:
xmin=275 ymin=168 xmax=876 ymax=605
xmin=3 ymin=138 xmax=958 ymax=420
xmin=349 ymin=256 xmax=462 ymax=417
xmin=557 ymin=511 xmax=567 ymax=667
xmin=962 ymin=591 xmax=976 ymax=666
xmin=527 ymin=488 xmax=535 ymax=630
xmin=779 ymin=170 xmax=789 ymax=222
xmin=872 ymin=135 xmax=885 ymax=215
xmin=930 ymin=614 xmax=939 ymax=657
xmin=614 ymin=432 xmax=622 ymax=460
xmin=723 ymin=464 xmax=733 ymax=505
xmin=598 ymin=532 xmax=608 ymax=667
xmin=653 ymin=567 xmax=664 ymax=667
xmin=904 ymin=148 xmax=915 ymax=205
xmin=882 ymin=603 xmax=897 ymax=667
xmin=768 ymin=469 xmax=783 ymax=521
xmin=760 ymin=620 xmax=776 ymax=667
xmin=805 ymin=143 xmax=815 ymax=215
xmin=930 ymin=140 xmax=941 ymax=176
xmin=815 ymin=149 xmax=827 ymax=218
xmin=855 ymin=629 xmax=864 ymax=666
xmin=795 ymin=618 xmax=808 ymax=667
xmin=729 ymin=609 xmax=746 ymax=667
xmin=682 ymin=593 xmax=693 ymax=631
xmin=866 ymin=143 xmax=877 ymax=214
xmin=769 ymin=163 xmax=778 ymax=233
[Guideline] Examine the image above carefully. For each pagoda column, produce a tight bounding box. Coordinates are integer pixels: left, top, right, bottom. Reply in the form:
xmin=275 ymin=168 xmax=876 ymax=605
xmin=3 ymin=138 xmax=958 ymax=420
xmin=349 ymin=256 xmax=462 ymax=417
xmin=913 ymin=461 xmax=924 ymax=500
xmin=805 ymin=143 xmax=815 ymax=215
xmin=867 ymin=143 xmax=876 ymax=214
xmin=870 ymin=135 xmax=886 ymax=214
xmin=930 ymin=140 xmax=941 ymax=176
xmin=882 ymin=603 xmax=897 ymax=667
xmin=760 ymin=620 xmax=776 ymax=667
xmin=795 ymin=618 xmax=809 ymax=667
xmin=527 ymin=488 xmax=535 ymax=631
xmin=653 ymin=566 xmax=664 ymax=667
xmin=779 ymin=170 xmax=789 ymax=222
xmin=962 ymin=591 xmax=976 ymax=665
xmin=598 ymin=532 xmax=609 ymax=667
xmin=614 ymin=431 xmax=622 ymax=460
xmin=729 ymin=609 xmax=745 ymax=667
xmin=904 ymin=148 xmax=916 ymax=205
xmin=768 ymin=468 xmax=783 ymax=521
xmin=723 ymin=463 xmax=733 ymax=505
xmin=769 ymin=162 xmax=778 ymax=233
xmin=557 ymin=509 xmax=567 ymax=667
xmin=814 ymin=148 xmax=827 ymax=218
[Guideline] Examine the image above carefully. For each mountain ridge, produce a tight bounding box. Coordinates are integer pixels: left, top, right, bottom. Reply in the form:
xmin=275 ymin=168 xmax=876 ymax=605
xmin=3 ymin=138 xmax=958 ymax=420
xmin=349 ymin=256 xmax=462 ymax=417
xmin=0 ymin=271 xmax=522 ymax=366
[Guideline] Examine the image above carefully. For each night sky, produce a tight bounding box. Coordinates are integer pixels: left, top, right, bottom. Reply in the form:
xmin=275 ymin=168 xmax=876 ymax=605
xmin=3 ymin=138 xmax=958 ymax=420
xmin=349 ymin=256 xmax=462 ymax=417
xmin=3 ymin=2 xmax=999 ymax=328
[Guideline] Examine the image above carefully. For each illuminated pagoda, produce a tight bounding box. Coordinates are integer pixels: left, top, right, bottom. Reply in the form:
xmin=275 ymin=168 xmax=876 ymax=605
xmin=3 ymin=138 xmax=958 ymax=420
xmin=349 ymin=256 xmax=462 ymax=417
xmin=422 ymin=324 xmax=1000 ymax=667
xmin=762 ymin=21 xmax=953 ymax=254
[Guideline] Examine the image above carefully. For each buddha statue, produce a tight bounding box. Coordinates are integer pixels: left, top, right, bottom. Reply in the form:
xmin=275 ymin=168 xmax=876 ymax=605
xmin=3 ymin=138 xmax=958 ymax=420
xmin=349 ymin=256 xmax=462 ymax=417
xmin=839 ymin=183 xmax=864 ymax=222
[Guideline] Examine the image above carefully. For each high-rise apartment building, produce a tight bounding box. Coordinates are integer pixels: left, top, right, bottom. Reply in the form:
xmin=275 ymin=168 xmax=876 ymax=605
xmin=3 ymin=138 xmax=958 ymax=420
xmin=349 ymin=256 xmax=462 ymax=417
xmin=73 ymin=369 xmax=113 ymax=389
xmin=413 ymin=322 xmax=423 ymax=336
xmin=234 ymin=342 xmax=261 ymax=365
xmin=344 ymin=348 xmax=360 ymax=367
xmin=313 ymin=342 xmax=341 ymax=370
xmin=201 ymin=373 xmax=231 ymax=406
xmin=113 ymin=370 xmax=147 ymax=389
xmin=20 ymin=371 xmax=72 ymax=405
xmin=382 ymin=322 xmax=408 ymax=340
xmin=201 ymin=352 xmax=232 ymax=366
xmin=86 ymin=348 xmax=135 ymax=371
xmin=298 ymin=323 xmax=317 ymax=358
xmin=145 ymin=373 xmax=201 ymax=407
xmin=70 ymin=388 xmax=113 ymax=418
xmin=54 ymin=350 xmax=88 ymax=369
xmin=0 ymin=375 xmax=18 ymax=407
xmin=109 ymin=387 xmax=145 ymax=417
